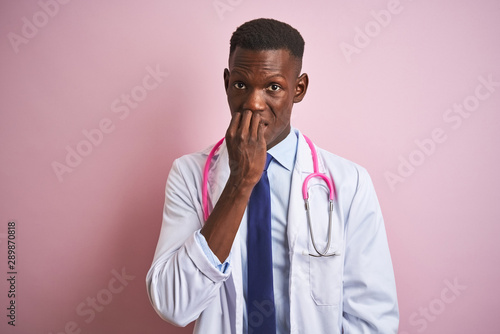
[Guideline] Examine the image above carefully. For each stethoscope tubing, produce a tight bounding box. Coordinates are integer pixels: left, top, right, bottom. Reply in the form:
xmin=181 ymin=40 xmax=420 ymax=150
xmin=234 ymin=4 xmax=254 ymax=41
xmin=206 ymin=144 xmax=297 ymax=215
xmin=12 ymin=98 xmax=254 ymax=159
xmin=202 ymin=137 xmax=225 ymax=222
xmin=201 ymin=135 xmax=338 ymax=257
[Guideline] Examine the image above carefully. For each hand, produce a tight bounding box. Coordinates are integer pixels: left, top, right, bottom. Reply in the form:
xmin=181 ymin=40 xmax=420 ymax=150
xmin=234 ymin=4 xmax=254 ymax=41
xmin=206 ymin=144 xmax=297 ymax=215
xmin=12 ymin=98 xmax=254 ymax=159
xmin=200 ymin=110 xmax=267 ymax=261
xmin=225 ymin=110 xmax=267 ymax=189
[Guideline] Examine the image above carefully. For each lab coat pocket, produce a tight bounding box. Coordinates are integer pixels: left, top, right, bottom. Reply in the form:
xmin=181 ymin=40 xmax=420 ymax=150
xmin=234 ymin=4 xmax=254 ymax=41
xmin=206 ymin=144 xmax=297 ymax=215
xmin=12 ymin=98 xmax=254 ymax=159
xmin=309 ymin=243 xmax=342 ymax=306
xmin=309 ymin=248 xmax=343 ymax=306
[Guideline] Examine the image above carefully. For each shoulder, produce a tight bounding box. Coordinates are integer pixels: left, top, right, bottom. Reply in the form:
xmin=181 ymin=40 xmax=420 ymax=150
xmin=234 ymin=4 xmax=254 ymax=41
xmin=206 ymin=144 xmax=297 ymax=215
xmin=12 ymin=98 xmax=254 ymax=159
xmin=171 ymin=142 xmax=219 ymax=171
xmin=166 ymin=144 xmax=211 ymax=184
xmin=169 ymin=140 xmax=226 ymax=181
xmin=173 ymin=151 xmax=206 ymax=171
xmin=315 ymin=145 xmax=373 ymax=192
xmin=317 ymin=148 xmax=367 ymax=175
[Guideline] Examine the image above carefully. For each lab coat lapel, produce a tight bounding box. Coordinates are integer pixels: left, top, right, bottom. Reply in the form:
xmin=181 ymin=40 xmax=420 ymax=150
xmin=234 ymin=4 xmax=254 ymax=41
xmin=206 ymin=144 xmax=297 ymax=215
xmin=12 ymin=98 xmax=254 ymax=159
xmin=287 ymin=131 xmax=315 ymax=252
xmin=287 ymin=131 xmax=338 ymax=255
xmin=288 ymin=131 xmax=343 ymax=258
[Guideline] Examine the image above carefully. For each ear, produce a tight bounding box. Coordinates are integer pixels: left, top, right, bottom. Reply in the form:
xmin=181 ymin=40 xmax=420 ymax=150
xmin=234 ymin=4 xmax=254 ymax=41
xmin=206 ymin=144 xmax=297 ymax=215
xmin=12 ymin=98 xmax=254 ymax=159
xmin=293 ymin=73 xmax=309 ymax=103
xmin=224 ymin=68 xmax=230 ymax=93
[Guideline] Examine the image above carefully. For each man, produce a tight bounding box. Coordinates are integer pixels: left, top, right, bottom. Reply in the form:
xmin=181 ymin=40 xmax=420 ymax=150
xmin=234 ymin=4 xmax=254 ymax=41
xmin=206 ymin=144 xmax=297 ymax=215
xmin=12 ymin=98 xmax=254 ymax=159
xmin=146 ymin=18 xmax=399 ymax=333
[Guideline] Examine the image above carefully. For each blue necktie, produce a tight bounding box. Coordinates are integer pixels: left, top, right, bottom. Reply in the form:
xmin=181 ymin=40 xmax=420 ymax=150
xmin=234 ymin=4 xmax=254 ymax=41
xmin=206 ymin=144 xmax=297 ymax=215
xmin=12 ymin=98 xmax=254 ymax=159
xmin=247 ymin=153 xmax=276 ymax=334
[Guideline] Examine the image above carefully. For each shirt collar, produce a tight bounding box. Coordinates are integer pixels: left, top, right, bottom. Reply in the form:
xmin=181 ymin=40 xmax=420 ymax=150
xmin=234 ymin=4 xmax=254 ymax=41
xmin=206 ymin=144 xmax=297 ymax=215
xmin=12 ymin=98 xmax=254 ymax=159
xmin=267 ymin=129 xmax=298 ymax=171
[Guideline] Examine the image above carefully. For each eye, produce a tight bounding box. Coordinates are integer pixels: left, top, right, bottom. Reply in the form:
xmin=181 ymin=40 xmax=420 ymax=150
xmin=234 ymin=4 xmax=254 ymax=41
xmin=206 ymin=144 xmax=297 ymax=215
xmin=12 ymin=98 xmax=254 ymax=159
xmin=267 ymin=84 xmax=282 ymax=92
xmin=233 ymin=82 xmax=246 ymax=90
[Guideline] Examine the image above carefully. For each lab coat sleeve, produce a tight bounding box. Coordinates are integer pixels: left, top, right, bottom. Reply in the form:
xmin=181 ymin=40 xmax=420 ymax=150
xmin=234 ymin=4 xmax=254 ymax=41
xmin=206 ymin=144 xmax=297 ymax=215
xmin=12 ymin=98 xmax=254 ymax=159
xmin=146 ymin=158 xmax=232 ymax=327
xmin=342 ymin=167 xmax=399 ymax=333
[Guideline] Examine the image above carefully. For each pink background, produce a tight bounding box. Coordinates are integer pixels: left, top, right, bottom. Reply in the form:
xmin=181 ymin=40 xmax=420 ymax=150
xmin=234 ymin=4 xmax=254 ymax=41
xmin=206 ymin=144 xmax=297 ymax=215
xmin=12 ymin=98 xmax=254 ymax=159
xmin=1 ymin=0 xmax=499 ymax=333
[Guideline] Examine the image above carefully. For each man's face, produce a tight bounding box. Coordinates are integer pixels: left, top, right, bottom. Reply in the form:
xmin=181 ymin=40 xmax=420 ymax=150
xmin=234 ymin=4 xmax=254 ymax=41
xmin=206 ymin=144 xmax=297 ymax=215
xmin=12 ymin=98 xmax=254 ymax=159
xmin=224 ymin=47 xmax=308 ymax=149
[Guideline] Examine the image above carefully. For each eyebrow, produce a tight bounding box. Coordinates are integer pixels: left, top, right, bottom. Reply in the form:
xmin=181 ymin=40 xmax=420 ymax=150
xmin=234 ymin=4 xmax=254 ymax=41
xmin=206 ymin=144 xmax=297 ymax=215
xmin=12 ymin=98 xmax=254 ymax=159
xmin=230 ymin=70 xmax=287 ymax=80
xmin=266 ymin=74 xmax=287 ymax=80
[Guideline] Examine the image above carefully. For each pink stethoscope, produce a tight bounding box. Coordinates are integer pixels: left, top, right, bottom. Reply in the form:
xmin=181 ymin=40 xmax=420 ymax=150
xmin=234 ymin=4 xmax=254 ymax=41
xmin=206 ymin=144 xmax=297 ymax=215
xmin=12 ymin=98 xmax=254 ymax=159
xmin=202 ymin=135 xmax=338 ymax=257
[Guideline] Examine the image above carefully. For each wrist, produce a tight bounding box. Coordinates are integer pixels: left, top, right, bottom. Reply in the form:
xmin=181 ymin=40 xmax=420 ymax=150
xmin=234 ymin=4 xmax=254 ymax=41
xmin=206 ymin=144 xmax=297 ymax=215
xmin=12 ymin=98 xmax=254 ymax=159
xmin=225 ymin=175 xmax=255 ymax=198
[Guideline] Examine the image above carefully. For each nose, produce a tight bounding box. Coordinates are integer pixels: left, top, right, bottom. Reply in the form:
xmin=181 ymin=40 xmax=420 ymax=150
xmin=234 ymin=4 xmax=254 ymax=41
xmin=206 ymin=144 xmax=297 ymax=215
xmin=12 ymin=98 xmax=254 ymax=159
xmin=242 ymin=88 xmax=265 ymax=112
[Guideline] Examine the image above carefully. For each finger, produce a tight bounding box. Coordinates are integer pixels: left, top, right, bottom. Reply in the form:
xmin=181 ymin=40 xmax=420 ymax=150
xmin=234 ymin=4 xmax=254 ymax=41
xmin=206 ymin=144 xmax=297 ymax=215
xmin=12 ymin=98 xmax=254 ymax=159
xmin=249 ymin=113 xmax=261 ymax=140
xmin=238 ymin=110 xmax=252 ymax=137
xmin=257 ymin=121 xmax=266 ymax=146
xmin=226 ymin=112 xmax=241 ymax=138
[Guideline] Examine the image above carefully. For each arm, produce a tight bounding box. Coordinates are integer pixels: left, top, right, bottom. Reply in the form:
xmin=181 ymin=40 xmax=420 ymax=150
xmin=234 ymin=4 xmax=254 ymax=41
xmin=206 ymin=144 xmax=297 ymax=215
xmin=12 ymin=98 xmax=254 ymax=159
xmin=200 ymin=110 xmax=267 ymax=261
xmin=146 ymin=110 xmax=267 ymax=326
xmin=342 ymin=167 xmax=399 ymax=333
xmin=146 ymin=159 xmax=229 ymax=326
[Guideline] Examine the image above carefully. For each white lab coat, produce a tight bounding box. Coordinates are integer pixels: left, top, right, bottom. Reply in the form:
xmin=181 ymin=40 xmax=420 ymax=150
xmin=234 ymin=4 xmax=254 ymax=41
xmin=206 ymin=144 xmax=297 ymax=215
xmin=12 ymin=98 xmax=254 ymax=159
xmin=146 ymin=129 xmax=399 ymax=333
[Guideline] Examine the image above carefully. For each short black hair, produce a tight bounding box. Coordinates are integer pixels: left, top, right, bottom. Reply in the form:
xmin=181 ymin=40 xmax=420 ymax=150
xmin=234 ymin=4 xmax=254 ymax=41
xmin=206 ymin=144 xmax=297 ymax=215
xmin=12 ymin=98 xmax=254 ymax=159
xmin=229 ymin=18 xmax=305 ymax=60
